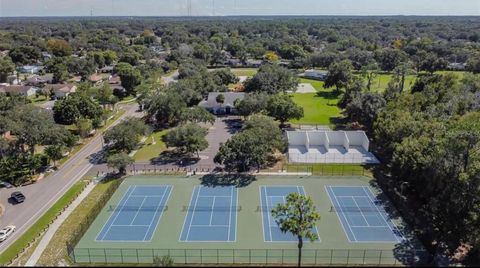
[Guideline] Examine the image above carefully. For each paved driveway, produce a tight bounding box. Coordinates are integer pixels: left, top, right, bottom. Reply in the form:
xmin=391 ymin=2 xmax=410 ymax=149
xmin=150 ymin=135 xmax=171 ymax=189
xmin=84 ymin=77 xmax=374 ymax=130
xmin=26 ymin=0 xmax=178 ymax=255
xmin=196 ymin=116 xmax=242 ymax=167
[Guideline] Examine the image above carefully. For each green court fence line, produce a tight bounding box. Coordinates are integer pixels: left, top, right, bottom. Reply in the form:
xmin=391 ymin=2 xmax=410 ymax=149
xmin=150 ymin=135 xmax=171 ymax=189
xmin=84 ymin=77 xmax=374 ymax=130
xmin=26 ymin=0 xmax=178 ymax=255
xmin=68 ymin=248 xmax=430 ymax=266
xmin=284 ymin=164 xmax=370 ymax=177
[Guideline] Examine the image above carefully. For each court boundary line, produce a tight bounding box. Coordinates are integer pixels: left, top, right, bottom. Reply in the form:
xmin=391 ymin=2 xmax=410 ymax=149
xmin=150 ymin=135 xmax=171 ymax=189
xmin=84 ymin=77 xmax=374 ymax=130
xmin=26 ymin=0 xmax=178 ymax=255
xmin=361 ymin=186 xmax=404 ymax=243
xmin=184 ymin=185 xmax=200 ymax=241
xmin=95 ymin=186 xmax=136 ymax=242
xmin=326 ymin=185 xmax=405 ymax=244
xmin=261 ymin=185 xmax=321 ymax=243
xmin=180 ymin=186 xmax=237 ymax=243
xmin=143 ymin=185 xmax=172 ymax=241
xmin=300 ymin=186 xmax=321 ymax=243
xmin=351 ymin=196 xmax=371 ymax=227
xmin=179 ymin=186 xmax=197 ymax=242
xmin=325 ymin=186 xmax=355 ymax=243
xmin=95 ymin=185 xmax=173 ymax=242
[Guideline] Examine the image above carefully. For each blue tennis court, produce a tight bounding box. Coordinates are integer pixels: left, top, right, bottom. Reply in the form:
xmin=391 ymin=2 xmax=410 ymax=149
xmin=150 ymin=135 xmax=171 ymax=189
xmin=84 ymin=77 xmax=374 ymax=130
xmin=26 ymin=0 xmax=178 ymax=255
xmin=180 ymin=186 xmax=238 ymax=242
xmin=326 ymin=186 xmax=404 ymax=243
xmin=96 ymin=185 xmax=172 ymax=242
xmin=260 ymin=186 xmax=320 ymax=242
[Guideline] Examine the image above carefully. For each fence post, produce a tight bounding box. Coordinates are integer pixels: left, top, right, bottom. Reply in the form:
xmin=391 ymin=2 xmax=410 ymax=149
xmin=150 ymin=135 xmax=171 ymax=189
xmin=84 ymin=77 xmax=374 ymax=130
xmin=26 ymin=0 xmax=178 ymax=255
xmin=232 ymin=249 xmax=235 ymax=264
xmin=314 ymin=249 xmax=318 ymax=265
xmin=121 ymin=249 xmax=124 ymax=264
xmin=184 ymin=249 xmax=187 ymax=264
xmin=249 ymin=249 xmax=251 ymax=264
xmin=346 ymin=249 xmax=350 ymax=265
xmin=87 ymin=248 xmax=91 ymax=264
xmin=378 ymin=250 xmax=383 ymax=265
xmin=136 ymin=249 xmax=139 ymax=263
xmin=217 ymin=249 xmax=219 ymax=264
xmin=281 ymin=249 xmax=284 ymax=264
xmin=362 ymin=249 xmax=366 ymax=264
xmin=265 ymin=249 xmax=268 ymax=264
xmin=200 ymin=249 xmax=203 ymax=264
xmin=330 ymin=249 xmax=333 ymax=265
xmin=152 ymin=249 xmax=155 ymax=263
xmin=104 ymin=248 xmax=107 ymax=263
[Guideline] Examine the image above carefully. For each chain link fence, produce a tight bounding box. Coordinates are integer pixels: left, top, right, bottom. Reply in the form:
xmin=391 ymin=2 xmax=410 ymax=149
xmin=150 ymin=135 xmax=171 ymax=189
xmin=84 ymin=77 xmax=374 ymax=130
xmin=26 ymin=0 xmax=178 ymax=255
xmin=69 ymin=248 xmax=430 ymax=266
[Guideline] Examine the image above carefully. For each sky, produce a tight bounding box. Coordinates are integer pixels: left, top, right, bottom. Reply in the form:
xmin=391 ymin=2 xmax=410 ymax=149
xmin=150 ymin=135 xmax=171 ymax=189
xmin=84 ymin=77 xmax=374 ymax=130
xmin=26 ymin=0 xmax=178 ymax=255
xmin=0 ymin=0 xmax=479 ymax=17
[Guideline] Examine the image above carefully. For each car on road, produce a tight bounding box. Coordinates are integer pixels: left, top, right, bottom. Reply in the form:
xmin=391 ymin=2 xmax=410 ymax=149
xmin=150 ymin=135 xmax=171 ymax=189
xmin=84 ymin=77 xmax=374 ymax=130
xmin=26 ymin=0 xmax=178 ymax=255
xmin=0 ymin=181 xmax=13 ymax=188
xmin=0 ymin=225 xmax=16 ymax=242
xmin=10 ymin=191 xmax=25 ymax=203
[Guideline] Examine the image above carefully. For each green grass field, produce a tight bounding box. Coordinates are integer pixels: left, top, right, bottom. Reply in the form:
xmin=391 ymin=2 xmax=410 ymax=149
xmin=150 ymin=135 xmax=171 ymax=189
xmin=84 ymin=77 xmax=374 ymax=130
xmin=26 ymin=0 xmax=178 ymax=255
xmin=289 ymin=78 xmax=342 ymax=126
xmin=231 ymin=68 xmax=258 ymax=77
xmin=132 ymin=130 xmax=169 ymax=161
xmin=71 ymin=175 xmax=424 ymax=266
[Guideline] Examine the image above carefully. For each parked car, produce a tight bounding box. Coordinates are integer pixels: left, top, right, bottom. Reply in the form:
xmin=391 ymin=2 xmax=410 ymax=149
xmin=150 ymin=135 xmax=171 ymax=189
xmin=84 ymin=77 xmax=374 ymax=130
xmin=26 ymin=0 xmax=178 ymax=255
xmin=0 ymin=225 xmax=15 ymax=242
xmin=10 ymin=191 xmax=25 ymax=203
xmin=0 ymin=181 xmax=13 ymax=188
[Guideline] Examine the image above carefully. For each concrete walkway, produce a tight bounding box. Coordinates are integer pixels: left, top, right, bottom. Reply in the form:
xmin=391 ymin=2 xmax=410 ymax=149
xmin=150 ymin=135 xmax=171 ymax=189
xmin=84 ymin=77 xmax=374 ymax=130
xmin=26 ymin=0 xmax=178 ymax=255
xmin=25 ymin=180 xmax=97 ymax=266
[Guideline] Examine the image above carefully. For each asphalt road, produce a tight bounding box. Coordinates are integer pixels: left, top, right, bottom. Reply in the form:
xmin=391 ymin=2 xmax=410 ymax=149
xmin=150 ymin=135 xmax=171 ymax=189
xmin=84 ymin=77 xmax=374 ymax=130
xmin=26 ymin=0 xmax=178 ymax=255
xmin=0 ymin=104 xmax=141 ymax=253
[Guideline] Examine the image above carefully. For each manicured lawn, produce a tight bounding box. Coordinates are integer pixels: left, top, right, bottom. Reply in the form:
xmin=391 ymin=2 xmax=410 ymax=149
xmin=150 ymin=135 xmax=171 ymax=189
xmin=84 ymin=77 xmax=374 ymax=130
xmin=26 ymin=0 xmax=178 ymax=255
xmin=37 ymin=178 xmax=116 ymax=266
xmin=290 ymin=78 xmax=342 ymax=126
xmin=132 ymin=130 xmax=169 ymax=161
xmin=365 ymin=73 xmax=416 ymax=93
xmin=285 ymin=163 xmax=372 ymax=177
xmin=231 ymin=68 xmax=258 ymax=77
xmin=0 ymin=180 xmax=88 ymax=265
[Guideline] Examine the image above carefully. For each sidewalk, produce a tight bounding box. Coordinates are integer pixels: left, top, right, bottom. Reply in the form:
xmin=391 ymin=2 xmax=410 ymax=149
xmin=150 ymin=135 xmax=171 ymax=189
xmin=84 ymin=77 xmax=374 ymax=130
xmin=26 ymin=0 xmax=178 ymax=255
xmin=25 ymin=181 xmax=97 ymax=266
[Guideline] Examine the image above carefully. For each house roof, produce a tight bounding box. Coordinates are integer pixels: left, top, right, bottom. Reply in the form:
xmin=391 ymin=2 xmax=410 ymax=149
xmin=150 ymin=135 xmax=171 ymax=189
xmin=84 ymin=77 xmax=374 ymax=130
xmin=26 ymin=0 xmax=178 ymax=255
xmin=45 ymin=84 xmax=76 ymax=93
xmin=88 ymin=73 xmax=107 ymax=82
xmin=199 ymin=92 xmax=245 ymax=109
xmin=1 ymin=85 xmax=36 ymax=94
xmin=109 ymin=75 xmax=121 ymax=84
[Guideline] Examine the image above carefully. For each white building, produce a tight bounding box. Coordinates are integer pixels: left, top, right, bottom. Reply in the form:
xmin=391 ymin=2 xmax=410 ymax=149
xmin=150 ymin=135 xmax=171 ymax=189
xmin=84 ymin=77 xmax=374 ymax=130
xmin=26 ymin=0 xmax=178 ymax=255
xmin=286 ymin=130 xmax=379 ymax=164
xmin=303 ymin=70 xmax=329 ymax=80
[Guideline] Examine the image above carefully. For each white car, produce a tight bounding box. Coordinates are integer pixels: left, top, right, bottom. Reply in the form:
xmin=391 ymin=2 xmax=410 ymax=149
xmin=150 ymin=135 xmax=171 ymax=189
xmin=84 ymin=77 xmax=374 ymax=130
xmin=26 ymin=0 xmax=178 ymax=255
xmin=0 ymin=225 xmax=16 ymax=242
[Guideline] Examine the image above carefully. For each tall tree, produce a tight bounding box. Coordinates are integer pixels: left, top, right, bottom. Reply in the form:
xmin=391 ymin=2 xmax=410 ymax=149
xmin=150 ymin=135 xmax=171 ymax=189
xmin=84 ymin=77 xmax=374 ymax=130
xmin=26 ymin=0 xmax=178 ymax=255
xmin=244 ymin=64 xmax=299 ymax=94
xmin=104 ymin=117 xmax=148 ymax=153
xmin=0 ymin=57 xmax=15 ymax=83
xmin=164 ymin=123 xmax=208 ymax=157
xmin=324 ymin=60 xmax=354 ymax=93
xmin=271 ymin=193 xmax=320 ymax=267
xmin=266 ymin=94 xmax=304 ymax=125
xmin=114 ymin=62 xmax=142 ymax=96
xmin=107 ymin=153 xmax=133 ymax=175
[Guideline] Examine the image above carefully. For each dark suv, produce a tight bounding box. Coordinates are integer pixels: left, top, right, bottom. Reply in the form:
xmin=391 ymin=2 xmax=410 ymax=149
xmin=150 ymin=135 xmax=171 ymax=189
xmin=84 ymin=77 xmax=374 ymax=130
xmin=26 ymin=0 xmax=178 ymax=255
xmin=10 ymin=192 xmax=25 ymax=203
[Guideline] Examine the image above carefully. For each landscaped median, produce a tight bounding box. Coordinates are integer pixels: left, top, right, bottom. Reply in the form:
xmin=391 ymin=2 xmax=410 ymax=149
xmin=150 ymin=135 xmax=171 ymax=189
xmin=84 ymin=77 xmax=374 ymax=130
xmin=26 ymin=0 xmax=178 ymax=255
xmin=0 ymin=180 xmax=89 ymax=266
xmin=37 ymin=178 xmax=122 ymax=266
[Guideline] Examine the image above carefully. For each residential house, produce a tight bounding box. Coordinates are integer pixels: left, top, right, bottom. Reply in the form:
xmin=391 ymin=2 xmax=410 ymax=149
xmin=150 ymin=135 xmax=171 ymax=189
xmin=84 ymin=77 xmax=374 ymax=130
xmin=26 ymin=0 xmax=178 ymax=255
xmin=44 ymin=84 xmax=77 ymax=99
xmin=302 ymin=69 xmax=329 ymax=81
xmin=448 ymin=62 xmax=467 ymax=71
xmin=245 ymin=59 xmax=263 ymax=68
xmin=109 ymin=75 xmax=125 ymax=94
xmin=17 ymin=65 xmax=42 ymax=74
xmin=0 ymin=85 xmax=38 ymax=97
xmin=98 ymin=66 xmax=114 ymax=73
xmin=26 ymin=74 xmax=53 ymax=86
xmin=7 ymin=75 xmax=21 ymax=85
xmin=88 ymin=73 xmax=110 ymax=86
xmin=198 ymin=92 xmax=245 ymax=115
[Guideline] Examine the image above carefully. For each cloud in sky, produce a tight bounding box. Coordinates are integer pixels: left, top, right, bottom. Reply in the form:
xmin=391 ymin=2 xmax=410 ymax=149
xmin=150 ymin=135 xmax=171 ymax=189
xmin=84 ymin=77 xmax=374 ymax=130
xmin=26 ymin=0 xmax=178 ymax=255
xmin=0 ymin=0 xmax=479 ymax=16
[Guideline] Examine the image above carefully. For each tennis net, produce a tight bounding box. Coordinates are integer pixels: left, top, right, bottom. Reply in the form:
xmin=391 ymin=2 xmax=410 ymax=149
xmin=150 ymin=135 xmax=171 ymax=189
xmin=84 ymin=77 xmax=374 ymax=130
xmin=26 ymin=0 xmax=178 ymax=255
xmin=108 ymin=205 xmax=168 ymax=212
xmin=329 ymin=206 xmax=386 ymax=213
xmin=182 ymin=205 xmax=242 ymax=212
